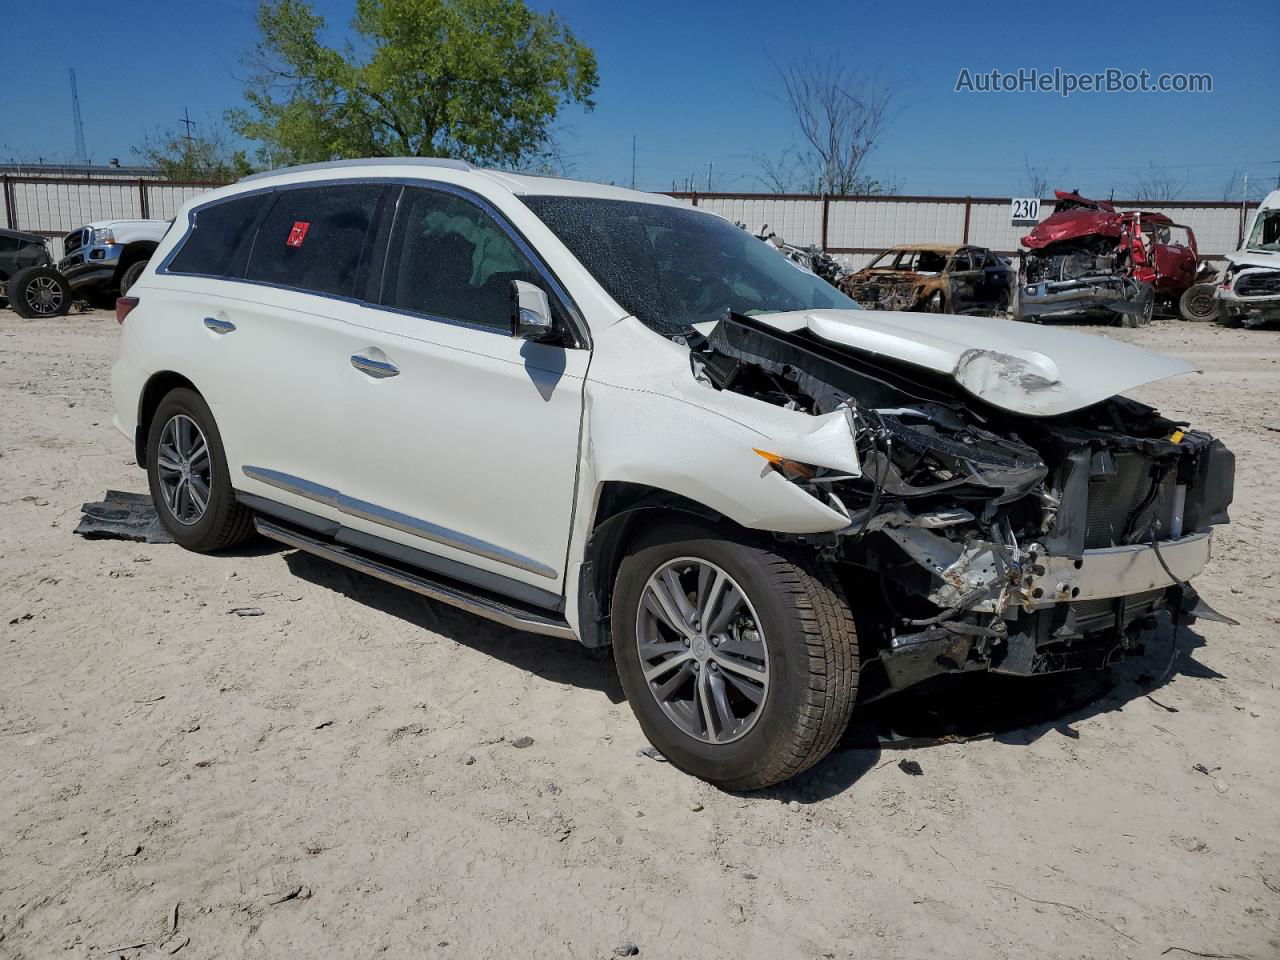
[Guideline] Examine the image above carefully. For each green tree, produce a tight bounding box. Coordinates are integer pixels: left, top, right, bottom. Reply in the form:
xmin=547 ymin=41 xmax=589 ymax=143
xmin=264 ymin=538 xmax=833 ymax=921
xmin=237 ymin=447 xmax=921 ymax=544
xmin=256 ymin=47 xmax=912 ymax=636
xmin=134 ymin=122 xmax=254 ymax=182
xmin=230 ymin=0 xmax=598 ymax=168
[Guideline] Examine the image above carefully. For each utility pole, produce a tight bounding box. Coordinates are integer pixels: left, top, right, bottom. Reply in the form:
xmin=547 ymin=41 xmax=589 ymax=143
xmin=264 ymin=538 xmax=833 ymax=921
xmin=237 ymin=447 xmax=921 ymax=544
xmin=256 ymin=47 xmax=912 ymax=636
xmin=630 ymin=135 xmax=636 ymax=190
xmin=178 ymin=108 xmax=197 ymax=156
xmin=706 ymin=161 xmax=713 ymax=192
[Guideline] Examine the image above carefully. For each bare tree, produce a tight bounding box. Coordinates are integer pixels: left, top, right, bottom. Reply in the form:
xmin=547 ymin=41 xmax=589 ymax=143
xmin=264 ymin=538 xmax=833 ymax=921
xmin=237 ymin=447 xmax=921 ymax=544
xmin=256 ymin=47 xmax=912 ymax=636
xmin=1218 ymin=169 xmax=1261 ymax=203
xmin=757 ymin=56 xmax=896 ymax=195
xmin=1127 ymin=163 xmax=1186 ymax=201
xmin=1023 ymin=156 xmax=1054 ymax=199
xmin=752 ymin=147 xmax=806 ymax=192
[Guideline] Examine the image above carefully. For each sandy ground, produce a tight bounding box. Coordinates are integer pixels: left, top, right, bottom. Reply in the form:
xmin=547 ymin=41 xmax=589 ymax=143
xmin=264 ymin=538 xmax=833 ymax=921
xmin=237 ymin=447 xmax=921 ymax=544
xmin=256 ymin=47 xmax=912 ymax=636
xmin=1 ymin=309 xmax=1277 ymax=960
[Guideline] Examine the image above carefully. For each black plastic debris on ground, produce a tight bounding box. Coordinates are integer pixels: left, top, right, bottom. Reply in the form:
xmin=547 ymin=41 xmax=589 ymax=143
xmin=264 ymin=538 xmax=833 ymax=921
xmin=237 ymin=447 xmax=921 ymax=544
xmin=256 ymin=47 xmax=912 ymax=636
xmin=74 ymin=490 xmax=173 ymax=544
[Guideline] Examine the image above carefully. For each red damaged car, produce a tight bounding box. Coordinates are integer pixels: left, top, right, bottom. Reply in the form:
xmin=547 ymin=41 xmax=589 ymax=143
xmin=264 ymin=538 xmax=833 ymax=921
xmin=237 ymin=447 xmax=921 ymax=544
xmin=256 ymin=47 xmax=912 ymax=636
xmin=1017 ymin=191 xmax=1203 ymax=325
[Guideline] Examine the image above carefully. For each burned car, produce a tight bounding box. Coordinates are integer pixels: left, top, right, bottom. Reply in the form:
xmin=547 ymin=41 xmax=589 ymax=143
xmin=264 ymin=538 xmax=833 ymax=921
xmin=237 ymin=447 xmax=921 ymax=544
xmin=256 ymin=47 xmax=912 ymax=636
xmin=1019 ymin=191 xmax=1200 ymax=325
xmin=840 ymin=244 xmax=1013 ymax=315
xmin=1215 ymin=189 xmax=1280 ymax=328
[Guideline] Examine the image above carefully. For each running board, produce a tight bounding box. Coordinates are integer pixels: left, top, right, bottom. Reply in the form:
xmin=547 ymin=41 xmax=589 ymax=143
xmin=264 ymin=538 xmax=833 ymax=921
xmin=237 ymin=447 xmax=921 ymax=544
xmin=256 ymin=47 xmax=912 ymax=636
xmin=254 ymin=517 xmax=576 ymax=640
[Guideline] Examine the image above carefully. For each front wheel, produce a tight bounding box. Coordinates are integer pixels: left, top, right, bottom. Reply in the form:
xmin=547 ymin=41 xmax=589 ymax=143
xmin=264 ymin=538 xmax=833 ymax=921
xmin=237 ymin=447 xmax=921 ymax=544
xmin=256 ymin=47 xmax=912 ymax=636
xmin=119 ymin=260 xmax=147 ymax=296
xmin=8 ymin=266 xmax=71 ymax=318
xmin=611 ymin=522 xmax=858 ymax=790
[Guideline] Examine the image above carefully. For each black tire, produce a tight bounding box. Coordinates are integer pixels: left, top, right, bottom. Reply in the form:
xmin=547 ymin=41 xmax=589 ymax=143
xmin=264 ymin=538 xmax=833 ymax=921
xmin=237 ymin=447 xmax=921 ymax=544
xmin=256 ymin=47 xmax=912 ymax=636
xmin=611 ymin=521 xmax=858 ymax=790
xmin=1118 ymin=283 xmax=1155 ymax=328
xmin=146 ymin=388 xmax=255 ymax=552
xmin=119 ymin=259 xmax=147 ymax=296
xmin=1178 ymin=282 xmax=1217 ymax=322
xmin=8 ymin=265 xmax=71 ymax=318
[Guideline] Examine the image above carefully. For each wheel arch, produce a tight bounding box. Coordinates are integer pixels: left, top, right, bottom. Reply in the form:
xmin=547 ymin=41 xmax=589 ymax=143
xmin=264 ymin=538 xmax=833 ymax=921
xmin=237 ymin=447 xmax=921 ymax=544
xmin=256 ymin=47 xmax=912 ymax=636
xmin=575 ymin=481 xmax=737 ymax=648
xmin=113 ymin=241 xmax=158 ymax=283
xmin=135 ymin=371 xmax=201 ymax=468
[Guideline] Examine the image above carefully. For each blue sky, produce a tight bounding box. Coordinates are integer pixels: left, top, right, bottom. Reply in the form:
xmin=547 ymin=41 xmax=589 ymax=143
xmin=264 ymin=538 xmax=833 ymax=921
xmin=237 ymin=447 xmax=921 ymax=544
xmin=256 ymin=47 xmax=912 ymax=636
xmin=5 ymin=0 xmax=1278 ymax=199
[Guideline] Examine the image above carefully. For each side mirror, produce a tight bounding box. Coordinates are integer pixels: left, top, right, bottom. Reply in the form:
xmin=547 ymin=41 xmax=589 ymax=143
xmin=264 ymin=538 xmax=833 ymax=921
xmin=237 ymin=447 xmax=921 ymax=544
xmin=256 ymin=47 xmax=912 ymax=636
xmin=510 ymin=279 xmax=555 ymax=342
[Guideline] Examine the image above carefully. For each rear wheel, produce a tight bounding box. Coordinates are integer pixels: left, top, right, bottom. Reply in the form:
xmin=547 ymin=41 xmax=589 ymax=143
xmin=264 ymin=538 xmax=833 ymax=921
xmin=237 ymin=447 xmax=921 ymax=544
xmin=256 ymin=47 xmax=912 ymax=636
xmin=146 ymin=388 xmax=254 ymax=552
xmin=612 ymin=521 xmax=858 ymax=790
xmin=8 ymin=266 xmax=71 ymax=318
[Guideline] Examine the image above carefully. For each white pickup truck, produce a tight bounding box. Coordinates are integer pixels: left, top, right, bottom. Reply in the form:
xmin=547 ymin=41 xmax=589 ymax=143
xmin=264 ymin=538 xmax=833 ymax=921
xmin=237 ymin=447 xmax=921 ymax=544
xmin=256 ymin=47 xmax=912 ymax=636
xmin=5 ymin=218 xmax=170 ymax=318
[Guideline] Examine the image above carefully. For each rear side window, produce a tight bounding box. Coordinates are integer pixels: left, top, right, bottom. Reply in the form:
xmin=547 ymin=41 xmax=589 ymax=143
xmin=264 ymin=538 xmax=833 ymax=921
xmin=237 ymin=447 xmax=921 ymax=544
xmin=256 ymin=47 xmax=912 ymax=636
xmin=381 ymin=187 xmax=542 ymax=330
xmin=246 ymin=185 xmax=383 ymax=299
xmin=167 ymin=194 xmax=264 ymax=277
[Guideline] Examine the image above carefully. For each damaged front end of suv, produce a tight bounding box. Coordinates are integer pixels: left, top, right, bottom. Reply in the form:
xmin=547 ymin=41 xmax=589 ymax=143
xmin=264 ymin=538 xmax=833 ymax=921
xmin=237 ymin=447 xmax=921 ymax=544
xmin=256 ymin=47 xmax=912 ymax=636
xmin=692 ymin=309 xmax=1235 ymax=699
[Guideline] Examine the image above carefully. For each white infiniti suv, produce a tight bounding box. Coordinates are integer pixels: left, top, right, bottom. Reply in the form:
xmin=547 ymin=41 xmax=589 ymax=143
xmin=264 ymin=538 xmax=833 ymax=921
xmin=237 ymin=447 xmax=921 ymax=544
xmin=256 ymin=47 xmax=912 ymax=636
xmin=112 ymin=159 xmax=1234 ymax=789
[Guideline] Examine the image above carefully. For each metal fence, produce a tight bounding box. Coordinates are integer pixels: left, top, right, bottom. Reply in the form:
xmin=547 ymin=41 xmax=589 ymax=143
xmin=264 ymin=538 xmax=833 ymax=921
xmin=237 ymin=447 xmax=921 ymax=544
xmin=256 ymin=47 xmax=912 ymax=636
xmin=0 ymin=175 xmax=222 ymax=261
xmin=1 ymin=173 xmax=1258 ymax=269
xmin=668 ymin=192 xmax=1259 ymax=270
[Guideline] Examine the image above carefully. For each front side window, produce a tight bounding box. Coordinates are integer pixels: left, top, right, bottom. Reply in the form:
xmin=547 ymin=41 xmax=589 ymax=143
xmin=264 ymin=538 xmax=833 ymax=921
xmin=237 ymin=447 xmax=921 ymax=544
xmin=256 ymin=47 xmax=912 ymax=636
xmin=167 ymin=194 xmax=265 ymax=277
xmin=522 ymin=196 xmax=857 ymax=336
xmin=382 ymin=187 xmax=542 ymax=330
xmin=245 ymin=184 xmax=384 ymax=298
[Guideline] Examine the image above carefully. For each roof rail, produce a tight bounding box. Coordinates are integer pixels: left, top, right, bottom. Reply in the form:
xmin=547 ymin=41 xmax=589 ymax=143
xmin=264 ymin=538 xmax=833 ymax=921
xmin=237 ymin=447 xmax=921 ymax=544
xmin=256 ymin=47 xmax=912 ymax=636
xmin=239 ymin=156 xmax=472 ymax=183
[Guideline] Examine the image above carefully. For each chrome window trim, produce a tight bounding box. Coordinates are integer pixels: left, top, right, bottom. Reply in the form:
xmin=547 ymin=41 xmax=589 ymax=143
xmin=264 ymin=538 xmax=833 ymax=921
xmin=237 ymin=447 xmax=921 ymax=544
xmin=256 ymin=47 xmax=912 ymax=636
xmin=156 ymin=176 xmax=590 ymax=349
xmin=243 ymin=465 xmax=558 ymax=580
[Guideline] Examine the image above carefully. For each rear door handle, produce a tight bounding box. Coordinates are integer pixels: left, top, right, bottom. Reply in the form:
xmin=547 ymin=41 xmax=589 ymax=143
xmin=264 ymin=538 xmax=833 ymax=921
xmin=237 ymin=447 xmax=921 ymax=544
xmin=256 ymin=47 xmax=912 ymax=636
xmin=350 ymin=354 xmax=400 ymax=379
xmin=203 ymin=316 xmax=236 ymax=335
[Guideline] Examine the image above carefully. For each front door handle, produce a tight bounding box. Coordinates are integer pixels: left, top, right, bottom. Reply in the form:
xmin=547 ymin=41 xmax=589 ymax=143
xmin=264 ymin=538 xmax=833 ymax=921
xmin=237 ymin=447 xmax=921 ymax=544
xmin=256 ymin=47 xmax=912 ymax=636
xmin=203 ymin=316 xmax=236 ymax=335
xmin=350 ymin=354 xmax=400 ymax=379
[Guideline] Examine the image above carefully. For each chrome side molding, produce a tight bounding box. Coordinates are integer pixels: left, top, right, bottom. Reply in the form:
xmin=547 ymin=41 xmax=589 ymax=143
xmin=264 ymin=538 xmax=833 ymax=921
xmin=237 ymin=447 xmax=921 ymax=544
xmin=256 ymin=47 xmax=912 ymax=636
xmin=242 ymin=465 xmax=557 ymax=579
xmin=254 ymin=517 xmax=574 ymax=640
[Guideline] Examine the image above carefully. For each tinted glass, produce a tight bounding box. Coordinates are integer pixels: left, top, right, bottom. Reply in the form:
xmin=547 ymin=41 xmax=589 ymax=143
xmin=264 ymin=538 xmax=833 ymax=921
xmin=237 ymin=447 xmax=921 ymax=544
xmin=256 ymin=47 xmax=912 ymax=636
xmin=523 ymin=196 xmax=858 ymax=335
xmin=383 ymin=188 xmax=541 ymax=329
xmin=0 ymin=235 xmax=21 ymax=253
xmin=246 ymin=185 xmax=383 ymax=298
xmin=167 ymin=194 xmax=264 ymax=277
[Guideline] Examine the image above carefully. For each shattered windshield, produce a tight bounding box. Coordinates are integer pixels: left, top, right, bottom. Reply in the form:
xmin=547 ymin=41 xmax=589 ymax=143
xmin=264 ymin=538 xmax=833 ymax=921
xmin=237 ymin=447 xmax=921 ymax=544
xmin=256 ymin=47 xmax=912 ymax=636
xmin=1247 ymin=211 xmax=1280 ymax=252
xmin=521 ymin=196 xmax=858 ymax=335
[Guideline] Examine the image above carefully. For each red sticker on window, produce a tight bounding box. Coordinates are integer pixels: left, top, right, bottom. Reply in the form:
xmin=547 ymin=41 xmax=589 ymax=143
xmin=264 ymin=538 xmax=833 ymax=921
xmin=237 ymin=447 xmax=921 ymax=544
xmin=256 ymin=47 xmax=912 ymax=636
xmin=286 ymin=221 xmax=310 ymax=248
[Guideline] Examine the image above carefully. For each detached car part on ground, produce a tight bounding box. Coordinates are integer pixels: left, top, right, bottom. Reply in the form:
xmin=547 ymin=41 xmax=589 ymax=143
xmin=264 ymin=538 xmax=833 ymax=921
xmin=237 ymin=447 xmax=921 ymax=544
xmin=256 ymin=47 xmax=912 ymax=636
xmin=3 ymin=218 xmax=169 ymax=319
xmin=113 ymin=161 xmax=1235 ymax=790
xmin=839 ymin=244 xmax=1013 ymax=316
xmin=1213 ymin=189 xmax=1280 ymax=329
xmin=1018 ymin=191 xmax=1202 ymax=326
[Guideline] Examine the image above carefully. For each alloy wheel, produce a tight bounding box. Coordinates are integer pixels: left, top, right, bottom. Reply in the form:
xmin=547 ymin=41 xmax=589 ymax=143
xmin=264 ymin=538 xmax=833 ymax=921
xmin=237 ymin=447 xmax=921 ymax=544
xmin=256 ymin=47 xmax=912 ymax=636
xmin=156 ymin=414 xmax=212 ymax=525
xmin=635 ymin=558 xmax=770 ymax=744
xmin=24 ymin=276 xmax=64 ymax=316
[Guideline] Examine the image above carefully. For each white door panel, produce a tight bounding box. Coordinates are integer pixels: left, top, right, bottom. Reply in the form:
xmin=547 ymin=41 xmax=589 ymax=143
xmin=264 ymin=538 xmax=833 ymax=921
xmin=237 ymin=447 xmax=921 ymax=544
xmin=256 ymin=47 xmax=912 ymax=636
xmin=335 ymin=308 xmax=588 ymax=591
xmin=188 ymin=283 xmax=352 ymax=523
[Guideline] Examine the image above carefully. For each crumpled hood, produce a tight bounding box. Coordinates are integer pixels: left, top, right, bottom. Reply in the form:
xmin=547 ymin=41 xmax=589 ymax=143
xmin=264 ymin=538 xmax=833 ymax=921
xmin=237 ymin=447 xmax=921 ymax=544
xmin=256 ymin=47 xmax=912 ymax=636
xmin=1228 ymin=249 xmax=1280 ymax=270
xmin=750 ymin=309 xmax=1195 ymax=417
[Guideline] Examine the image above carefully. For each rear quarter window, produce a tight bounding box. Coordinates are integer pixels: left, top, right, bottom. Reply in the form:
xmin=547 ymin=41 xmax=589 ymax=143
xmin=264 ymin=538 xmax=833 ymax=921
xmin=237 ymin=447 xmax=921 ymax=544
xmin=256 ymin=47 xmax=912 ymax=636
xmin=166 ymin=194 xmax=266 ymax=278
xmin=245 ymin=184 xmax=384 ymax=299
